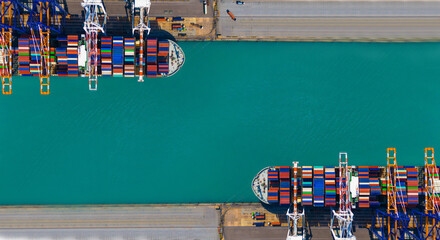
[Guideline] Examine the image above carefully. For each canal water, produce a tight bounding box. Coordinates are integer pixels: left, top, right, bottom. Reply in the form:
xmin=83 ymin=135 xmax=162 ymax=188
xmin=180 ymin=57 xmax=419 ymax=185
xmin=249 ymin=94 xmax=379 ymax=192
xmin=1 ymin=41 xmax=440 ymax=204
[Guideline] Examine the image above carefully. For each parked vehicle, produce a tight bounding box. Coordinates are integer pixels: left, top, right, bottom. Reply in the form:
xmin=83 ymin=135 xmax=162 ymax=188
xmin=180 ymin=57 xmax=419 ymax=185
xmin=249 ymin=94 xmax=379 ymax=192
xmin=226 ymin=10 xmax=236 ymax=21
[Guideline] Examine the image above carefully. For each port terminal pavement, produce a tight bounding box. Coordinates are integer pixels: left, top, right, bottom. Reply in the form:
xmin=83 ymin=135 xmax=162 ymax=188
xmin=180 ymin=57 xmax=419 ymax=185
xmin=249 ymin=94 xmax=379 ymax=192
xmin=0 ymin=203 xmax=375 ymax=239
xmin=63 ymin=0 xmax=440 ymax=42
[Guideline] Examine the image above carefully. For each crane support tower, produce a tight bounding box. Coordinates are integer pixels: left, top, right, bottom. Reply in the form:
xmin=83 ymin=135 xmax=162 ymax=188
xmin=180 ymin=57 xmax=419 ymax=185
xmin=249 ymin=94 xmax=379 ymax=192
xmin=370 ymin=148 xmax=418 ymax=240
xmin=132 ymin=0 xmax=151 ymax=82
xmin=0 ymin=0 xmax=28 ymax=94
xmin=27 ymin=0 xmax=67 ymax=94
xmin=82 ymin=0 xmax=107 ymax=91
xmin=330 ymin=152 xmax=356 ymax=240
xmin=412 ymin=148 xmax=440 ymax=240
xmin=286 ymin=161 xmax=305 ymax=240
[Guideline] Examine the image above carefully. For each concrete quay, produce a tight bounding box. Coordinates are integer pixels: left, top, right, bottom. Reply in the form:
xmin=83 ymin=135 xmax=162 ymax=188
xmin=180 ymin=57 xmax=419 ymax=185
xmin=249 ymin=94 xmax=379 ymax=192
xmin=217 ymin=0 xmax=440 ymax=41
xmin=62 ymin=0 xmax=440 ymax=41
xmin=0 ymin=203 xmax=391 ymax=239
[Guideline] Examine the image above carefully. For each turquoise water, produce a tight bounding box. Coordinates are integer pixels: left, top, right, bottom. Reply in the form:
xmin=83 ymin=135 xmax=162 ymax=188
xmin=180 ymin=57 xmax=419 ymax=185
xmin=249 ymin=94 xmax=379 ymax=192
xmin=1 ymin=41 xmax=440 ymax=204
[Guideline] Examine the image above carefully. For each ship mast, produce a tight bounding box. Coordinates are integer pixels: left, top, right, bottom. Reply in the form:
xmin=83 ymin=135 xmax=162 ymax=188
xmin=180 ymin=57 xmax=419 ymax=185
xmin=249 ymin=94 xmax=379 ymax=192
xmin=132 ymin=0 xmax=151 ymax=82
xmin=330 ymin=152 xmax=356 ymax=240
xmin=286 ymin=161 xmax=305 ymax=240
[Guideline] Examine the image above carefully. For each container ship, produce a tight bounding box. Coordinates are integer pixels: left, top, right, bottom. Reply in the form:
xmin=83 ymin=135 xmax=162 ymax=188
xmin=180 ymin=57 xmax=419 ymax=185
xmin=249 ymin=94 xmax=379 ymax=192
xmin=255 ymin=148 xmax=440 ymax=240
xmin=252 ymin=159 xmax=422 ymax=208
xmin=14 ymin=35 xmax=184 ymax=78
xmin=0 ymin=0 xmax=185 ymax=95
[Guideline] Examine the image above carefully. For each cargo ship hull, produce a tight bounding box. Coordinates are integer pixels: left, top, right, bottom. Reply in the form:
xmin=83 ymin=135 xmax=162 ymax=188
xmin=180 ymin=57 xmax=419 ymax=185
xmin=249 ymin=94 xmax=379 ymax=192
xmin=13 ymin=36 xmax=184 ymax=78
xmin=253 ymin=165 xmax=422 ymax=208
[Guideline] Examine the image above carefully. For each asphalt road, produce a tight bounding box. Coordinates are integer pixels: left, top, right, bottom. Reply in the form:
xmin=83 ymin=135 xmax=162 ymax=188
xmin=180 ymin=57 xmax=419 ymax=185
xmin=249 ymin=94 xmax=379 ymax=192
xmin=218 ymin=0 xmax=440 ymax=39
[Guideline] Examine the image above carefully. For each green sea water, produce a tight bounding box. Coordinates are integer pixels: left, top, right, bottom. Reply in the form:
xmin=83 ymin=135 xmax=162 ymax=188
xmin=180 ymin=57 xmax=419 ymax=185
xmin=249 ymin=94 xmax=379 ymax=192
xmin=1 ymin=41 xmax=440 ymax=204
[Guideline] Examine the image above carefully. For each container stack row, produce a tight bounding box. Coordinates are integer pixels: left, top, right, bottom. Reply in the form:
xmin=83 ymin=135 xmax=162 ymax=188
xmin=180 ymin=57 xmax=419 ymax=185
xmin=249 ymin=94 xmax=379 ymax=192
xmin=100 ymin=37 xmax=112 ymax=76
xmin=268 ymin=168 xmax=279 ymax=204
xmin=124 ymin=38 xmax=135 ymax=77
xmin=157 ymin=41 xmax=169 ymax=74
xmin=407 ymin=166 xmax=419 ymax=207
xmin=147 ymin=39 xmax=157 ymax=77
xmin=369 ymin=166 xmax=380 ymax=207
xmin=381 ymin=176 xmax=387 ymax=195
xmin=49 ymin=47 xmax=56 ymax=65
xmin=396 ymin=166 xmax=408 ymax=205
xmin=358 ymin=166 xmax=370 ymax=208
xmin=291 ymin=164 xmax=299 ymax=203
xmin=112 ymin=37 xmax=124 ymax=77
xmin=302 ymin=166 xmax=313 ymax=206
xmin=279 ymin=166 xmax=290 ymax=205
xmin=56 ymin=37 xmax=67 ymax=76
xmin=158 ymin=41 xmax=169 ymax=58
xmin=18 ymin=37 xmax=31 ymax=76
xmin=67 ymin=35 xmax=78 ymax=77
xmin=325 ymin=167 xmax=336 ymax=207
xmin=29 ymin=38 xmax=40 ymax=76
xmin=313 ymin=166 xmax=324 ymax=207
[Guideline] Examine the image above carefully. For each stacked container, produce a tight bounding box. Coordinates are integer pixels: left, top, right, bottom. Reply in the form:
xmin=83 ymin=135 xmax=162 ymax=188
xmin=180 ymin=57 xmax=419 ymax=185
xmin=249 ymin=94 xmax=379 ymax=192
xmin=100 ymin=36 xmax=112 ymax=76
xmin=147 ymin=39 xmax=157 ymax=77
xmin=158 ymin=63 xmax=168 ymax=75
xmin=157 ymin=41 xmax=169 ymax=75
xmin=325 ymin=167 xmax=336 ymax=207
xmin=381 ymin=177 xmax=387 ymax=195
xmin=267 ymin=168 xmax=279 ymax=204
xmin=369 ymin=166 xmax=381 ymax=207
xmin=49 ymin=47 xmax=56 ymax=65
xmin=291 ymin=165 xmax=300 ymax=205
xmin=29 ymin=37 xmax=40 ymax=76
xmin=124 ymin=38 xmax=135 ymax=76
xmin=302 ymin=166 xmax=313 ymax=206
xmin=313 ymin=166 xmax=324 ymax=207
xmin=407 ymin=166 xmax=419 ymax=207
xmin=158 ymin=40 xmax=169 ymax=58
xmin=279 ymin=166 xmax=290 ymax=205
xmin=358 ymin=166 xmax=370 ymax=208
xmin=67 ymin=35 xmax=78 ymax=77
xmin=18 ymin=37 xmax=31 ymax=76
xmin=396 ymin=166 xmax=408 ymax=206
xmin=56 ymin=36 xmax=68 ymax=76
xmin=112 ymin=37 xmax=124 ymax=77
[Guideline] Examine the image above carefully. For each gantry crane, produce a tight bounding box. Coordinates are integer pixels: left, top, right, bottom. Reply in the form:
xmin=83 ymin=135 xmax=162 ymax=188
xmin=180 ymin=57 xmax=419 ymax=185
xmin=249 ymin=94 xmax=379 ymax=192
xmin=27 ymin=0 xmax=66 ymax=94
xmin=132 ymin=0 xmax=151 ymax=82
xmin=370 ymin=148 xmax=417 ymax=240
xmin=412 ymin=148 xmax=440 ymax=240
xmin=0 ymin=0 xmax=28 ymax=94
xmin=286 ymin=161 xmax=305 ymax=240
xmin=82 ymin=0 xmax=107 ymax=91
xmin=330 ymin=152 xmax=356 ymax=240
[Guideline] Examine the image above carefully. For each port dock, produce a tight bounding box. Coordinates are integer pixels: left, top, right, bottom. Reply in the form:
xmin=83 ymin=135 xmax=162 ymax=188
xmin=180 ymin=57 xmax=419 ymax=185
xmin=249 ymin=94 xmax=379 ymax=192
xmin=0 ymin=203 xmax=376 ymax=240
xmin=63 ymin=0 xmax=440 ymax=42
xmin=0 ymin=204 xmax=220 ymax=239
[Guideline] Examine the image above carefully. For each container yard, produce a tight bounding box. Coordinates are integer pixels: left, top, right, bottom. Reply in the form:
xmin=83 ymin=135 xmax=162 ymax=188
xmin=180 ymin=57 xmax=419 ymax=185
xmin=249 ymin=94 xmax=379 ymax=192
xmin=1 ymin=0 xmax=185 ymax=95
